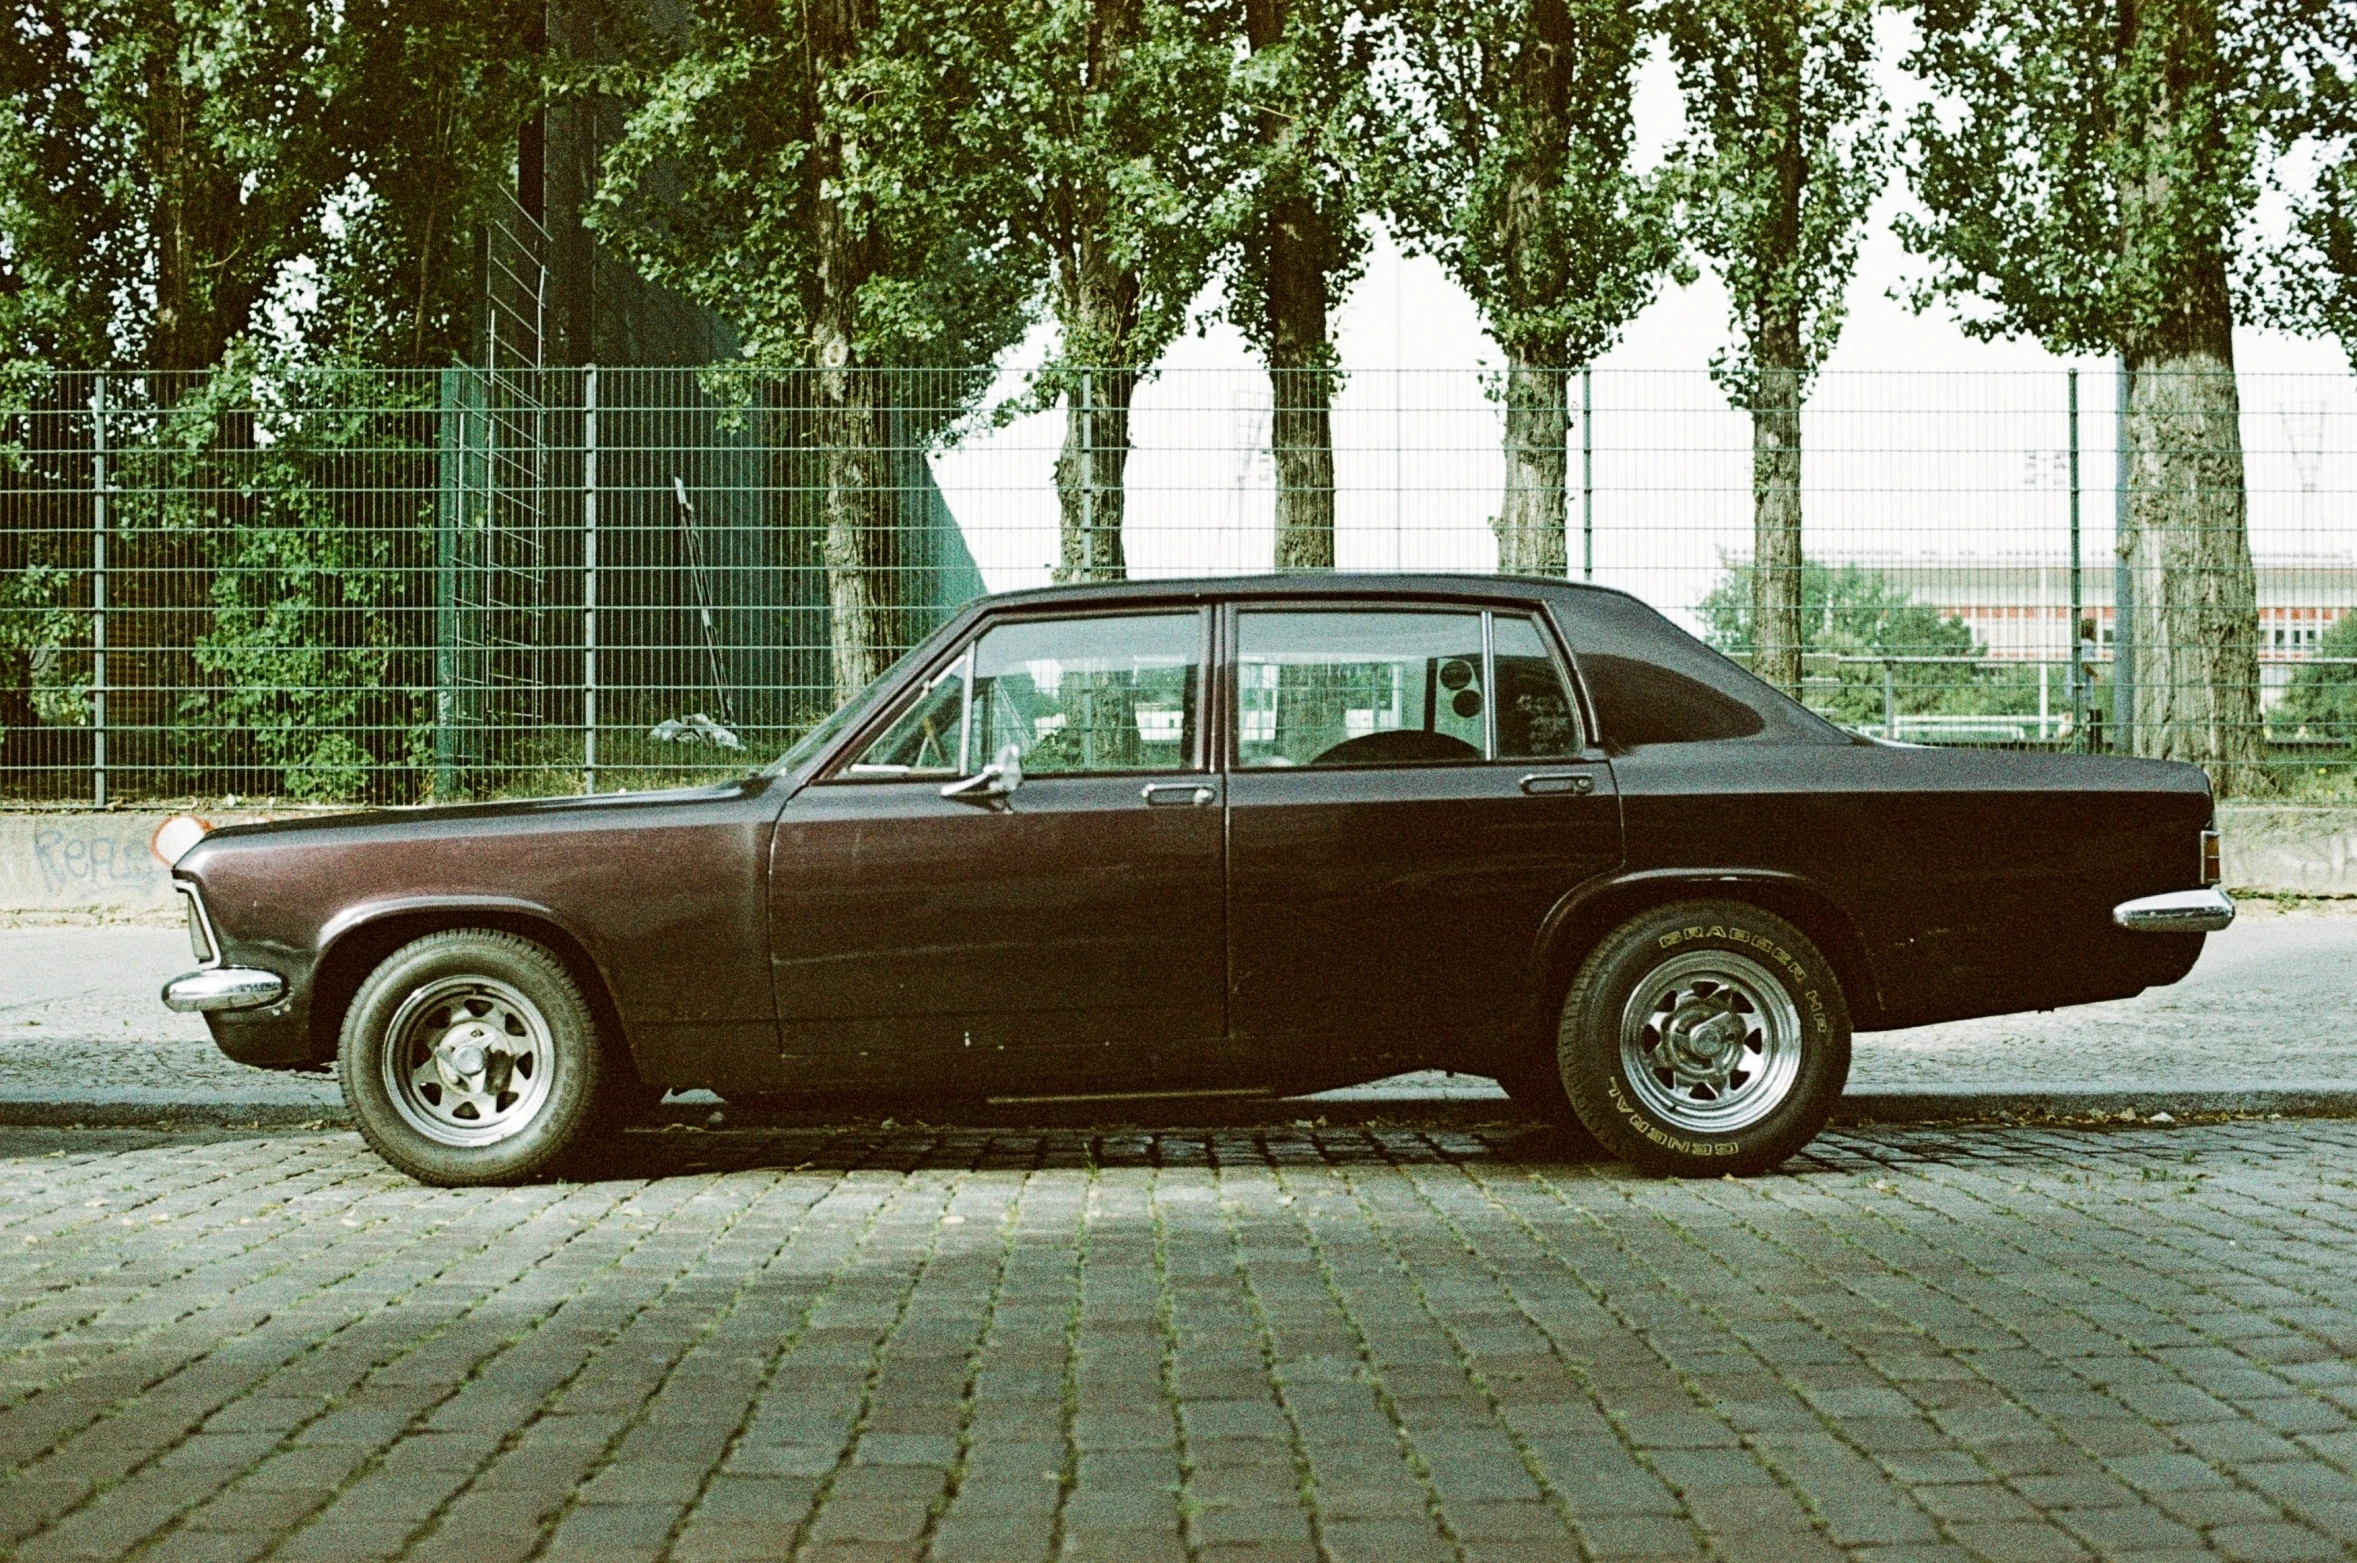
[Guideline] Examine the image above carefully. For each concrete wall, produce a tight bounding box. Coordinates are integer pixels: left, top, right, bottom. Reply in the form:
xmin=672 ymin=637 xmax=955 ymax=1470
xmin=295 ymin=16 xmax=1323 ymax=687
xmin=0 ymin=812 xmax=285 ymax=917
xmin=2217 ymin=805 xmax=2357 ymax=897
xmin=5 ymin=803 xmax=2353 ymax=917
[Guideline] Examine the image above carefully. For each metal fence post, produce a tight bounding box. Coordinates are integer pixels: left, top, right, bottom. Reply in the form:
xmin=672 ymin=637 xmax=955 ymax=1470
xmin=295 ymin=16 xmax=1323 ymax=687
xmin=2113 ymin=357 xmax=2134 ymax=752
xmin=583 ymin=364 xmax=598 ymax=795
xmin=435 ymin=368 xmax=460 ymax=799
xmin=1079 ymin=369 xmax=1094 ymax=572
xmin=90 ymin=377 xmax=108 ymax=809
xmin=1883 ymin=660 xmax=1896 ymax=741
xmin=2068 ymin=368 xmax=2082 ymax=751
xmin=1581 ymin=366 xmax=1594 ymax=583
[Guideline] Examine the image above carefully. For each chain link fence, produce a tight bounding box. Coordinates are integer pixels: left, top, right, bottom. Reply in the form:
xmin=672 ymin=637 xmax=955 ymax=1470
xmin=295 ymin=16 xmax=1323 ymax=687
xmin=1 ymin=363 xmax=2350 ymax=806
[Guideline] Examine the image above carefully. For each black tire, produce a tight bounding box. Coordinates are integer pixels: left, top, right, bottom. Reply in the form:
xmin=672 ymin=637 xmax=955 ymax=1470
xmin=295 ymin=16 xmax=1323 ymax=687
xmin=338 ymin=929 xmax=621 ymax=1186
xmin=1560 ymin=901 xmax=1850 ymax=1177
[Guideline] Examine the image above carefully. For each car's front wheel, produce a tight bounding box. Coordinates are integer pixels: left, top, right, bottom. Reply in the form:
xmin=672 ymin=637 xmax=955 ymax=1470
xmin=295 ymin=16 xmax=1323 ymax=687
xmin=1560 ymin=901 xmax=1850 ymax=1176
xmin=339 ymin=930 xmax=621 ymax=1186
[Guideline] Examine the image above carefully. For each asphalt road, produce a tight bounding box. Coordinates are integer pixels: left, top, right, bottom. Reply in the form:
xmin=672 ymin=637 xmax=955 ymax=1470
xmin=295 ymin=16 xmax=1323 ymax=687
xmin=3 ymin=903 xmax=2354 ymax=1112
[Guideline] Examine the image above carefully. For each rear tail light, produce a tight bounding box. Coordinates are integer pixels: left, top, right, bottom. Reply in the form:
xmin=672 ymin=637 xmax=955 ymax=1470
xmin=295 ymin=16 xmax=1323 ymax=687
xmin=2201 ymin=829 xmax=2221 ymax=887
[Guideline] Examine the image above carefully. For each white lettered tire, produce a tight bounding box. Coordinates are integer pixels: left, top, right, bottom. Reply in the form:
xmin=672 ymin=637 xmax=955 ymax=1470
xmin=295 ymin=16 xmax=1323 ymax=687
xmin=1560 ymin=901 xmax=1850 ymax=1176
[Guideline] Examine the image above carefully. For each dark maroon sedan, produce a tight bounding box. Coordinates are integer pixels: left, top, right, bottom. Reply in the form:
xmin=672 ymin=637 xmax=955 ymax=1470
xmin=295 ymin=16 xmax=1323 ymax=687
xmin=160 ymin=575 xmax=2230 ymax=1185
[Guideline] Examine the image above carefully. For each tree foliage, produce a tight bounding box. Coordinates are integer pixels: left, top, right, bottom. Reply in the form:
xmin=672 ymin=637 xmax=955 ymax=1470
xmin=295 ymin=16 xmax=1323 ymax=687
xmin=0 ymin=0 xmax=551 ymax=371
xmin=1371 ymin=0 xmax=1673 ymax=368
xmin=586 ymin=0 xmax=1033 ymax=377
xmin=1661 ymin=0 xmax=1885 ymax=403
xmin=1896 ymin=0 xmax=2308 ymax=357
xmin=1370 ymin=0 xmax=1676 ymax=577
xmin=1699 ymin=558 xmax=1999 ymax=725
xmin=2277 ymin=610 xmax=2357 ymax=750
xmin=2273 ymin=0 xmax=2357 ymax=369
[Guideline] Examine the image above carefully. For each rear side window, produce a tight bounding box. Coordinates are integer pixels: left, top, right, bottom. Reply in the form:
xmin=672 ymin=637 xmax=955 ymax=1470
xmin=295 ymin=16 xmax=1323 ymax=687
xmin=1493 ymin=615 xmax=1579 ymax=760
xmin=1234 ymin=607 xmax=1584 ymax=767
xmin=1579 ymin=654 xmax=1766 ymax=746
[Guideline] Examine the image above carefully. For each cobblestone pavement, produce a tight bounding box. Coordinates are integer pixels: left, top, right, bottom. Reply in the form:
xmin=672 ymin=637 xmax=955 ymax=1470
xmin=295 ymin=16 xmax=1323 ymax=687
xmin=6 ymin=1119 xmax=2357 ymax=1561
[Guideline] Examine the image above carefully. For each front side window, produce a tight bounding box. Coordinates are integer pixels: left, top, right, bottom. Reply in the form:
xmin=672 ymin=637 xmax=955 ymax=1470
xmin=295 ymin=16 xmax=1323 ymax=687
xmin=844 ymin=657 xmax=968 ymax=777
xmin=1237 ymin=610 xmax=1488 ymax=767
xmin=846 ymin=611 xmax=1202 ymax=778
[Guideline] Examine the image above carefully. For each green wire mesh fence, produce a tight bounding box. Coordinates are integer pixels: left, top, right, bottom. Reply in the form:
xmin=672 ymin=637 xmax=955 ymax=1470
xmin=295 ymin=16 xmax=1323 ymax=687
xmin=0 ymin=362 xmax=2350 ymax=805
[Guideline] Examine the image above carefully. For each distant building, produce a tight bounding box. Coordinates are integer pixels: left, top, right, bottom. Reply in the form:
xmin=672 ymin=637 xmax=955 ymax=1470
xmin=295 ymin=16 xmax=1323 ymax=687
xmin=1864 ymin=555 xmax=2357 ymax=709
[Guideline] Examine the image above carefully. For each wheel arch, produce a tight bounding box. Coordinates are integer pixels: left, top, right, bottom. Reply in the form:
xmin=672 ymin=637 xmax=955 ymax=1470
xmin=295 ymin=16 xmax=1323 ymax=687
xmin=306 ymin=901 xmax=635 ymax=1078
xmin=1520 ymin=870 xmax=1887 ymax=1049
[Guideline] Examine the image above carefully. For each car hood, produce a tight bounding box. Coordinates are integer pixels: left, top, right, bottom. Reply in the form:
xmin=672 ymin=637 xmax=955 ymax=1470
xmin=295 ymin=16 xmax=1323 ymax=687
xmin=183 ymin=778 xmax=773 ymax=856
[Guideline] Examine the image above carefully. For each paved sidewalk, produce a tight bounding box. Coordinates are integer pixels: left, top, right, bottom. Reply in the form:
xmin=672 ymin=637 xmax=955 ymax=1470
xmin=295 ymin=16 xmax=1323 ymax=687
xmin=4 ymin=904 xmax=2355 ymax=1123
xmin=7 ymin=1118 xmax=2357 ymax=1561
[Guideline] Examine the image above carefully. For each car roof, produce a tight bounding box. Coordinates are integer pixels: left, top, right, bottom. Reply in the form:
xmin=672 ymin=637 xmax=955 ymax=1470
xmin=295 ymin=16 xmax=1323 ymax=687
xmin=972 ymin=572 xmax=1632 ymax=610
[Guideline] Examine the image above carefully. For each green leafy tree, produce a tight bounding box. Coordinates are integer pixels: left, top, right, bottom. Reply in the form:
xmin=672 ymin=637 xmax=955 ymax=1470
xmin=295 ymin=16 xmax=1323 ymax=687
xmin=1227 ymin=0 xmax=1375 ymax=569
xmin=1699 ymin=558 xmax=1994 ymax=726
xmin=1897 ymin=0 xmax=2312 ymax=790
xmin=1661 ymin=0 xmax=1886 ymax=701
xmin=939 ymin=0 xmax=1238 ymax=583
xmin=2274 ymin=2 xmax=2357 ymax=368
xmin=1371 ymin=0 xmax=1678 ymax=576
xmin=2276 ymin=611 xmax=2357 ymax=750
xmin=591 ymin=0 xmax=1035 ymax=698
xmin=0 ymin=0 xmax=547 ymax=371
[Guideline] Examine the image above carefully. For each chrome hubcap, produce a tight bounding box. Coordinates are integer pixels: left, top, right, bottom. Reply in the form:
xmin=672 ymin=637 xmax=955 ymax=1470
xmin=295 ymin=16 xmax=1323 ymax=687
xmin=381 ymin=977 xmax=555 ymax=1148
xmin=1620 ymin=950 xmax=1803 ymax=1134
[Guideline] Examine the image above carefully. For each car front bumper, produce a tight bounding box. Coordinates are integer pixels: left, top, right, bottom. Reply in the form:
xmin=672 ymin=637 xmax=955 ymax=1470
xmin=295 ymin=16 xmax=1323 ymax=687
xmin=162 ymin=968 xmax=288 ymax=1013
xmin=2112 ymin=888 xmax=2236 ymax=934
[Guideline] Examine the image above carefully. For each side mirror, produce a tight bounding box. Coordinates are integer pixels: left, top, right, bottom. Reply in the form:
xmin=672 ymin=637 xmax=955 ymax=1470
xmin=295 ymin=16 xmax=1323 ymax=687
xmin=941 ymin=742 xmax=1024 ymax=808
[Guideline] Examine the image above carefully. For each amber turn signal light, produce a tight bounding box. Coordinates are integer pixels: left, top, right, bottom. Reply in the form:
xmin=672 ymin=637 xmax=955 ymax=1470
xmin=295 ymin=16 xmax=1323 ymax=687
xmin=2200 ymin=829 xmax=2221 ymax=888
xmin=151 ymin=814 xmax=214 ymax=867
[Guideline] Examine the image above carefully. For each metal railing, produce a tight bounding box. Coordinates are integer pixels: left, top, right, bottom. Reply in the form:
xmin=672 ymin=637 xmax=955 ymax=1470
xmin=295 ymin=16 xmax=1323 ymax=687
xmin=1 ymin=362 xmax=2351 ymax=805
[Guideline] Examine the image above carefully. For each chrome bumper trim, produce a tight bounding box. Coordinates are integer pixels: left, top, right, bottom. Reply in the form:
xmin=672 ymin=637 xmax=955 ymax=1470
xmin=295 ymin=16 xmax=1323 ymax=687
xmin=162 ymin=968 xmax=286 ymax=1014
xmin=2112 ymin=888 xmax=2236 ymax=934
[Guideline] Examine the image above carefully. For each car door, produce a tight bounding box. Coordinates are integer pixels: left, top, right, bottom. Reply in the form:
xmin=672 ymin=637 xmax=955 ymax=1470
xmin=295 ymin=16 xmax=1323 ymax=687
xmin=1214 ymin=602 xmax=1624 ymax=1087
xmin=767 ymin=608 xmax=1224 ymax=1094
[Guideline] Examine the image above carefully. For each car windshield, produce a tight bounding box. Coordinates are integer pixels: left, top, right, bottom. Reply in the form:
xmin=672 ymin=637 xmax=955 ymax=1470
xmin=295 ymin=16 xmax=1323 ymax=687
xmin=755 ymin=640 xmax=933 ymax=777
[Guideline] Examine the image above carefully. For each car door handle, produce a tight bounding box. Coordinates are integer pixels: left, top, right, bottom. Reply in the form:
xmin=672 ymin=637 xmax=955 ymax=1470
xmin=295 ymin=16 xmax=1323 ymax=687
xmin=1520 ymin=772 xmax=1595 ymax=796
xmin=1142 ymin=783 xmax=1217 ymax=807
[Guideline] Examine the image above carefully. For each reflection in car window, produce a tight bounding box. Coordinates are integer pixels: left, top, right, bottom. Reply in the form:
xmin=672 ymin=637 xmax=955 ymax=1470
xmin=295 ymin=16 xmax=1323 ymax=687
xmin=844 ymin=614 xmax=1201 ymax=778
xmin=1237 ymin=611 xmax=1487 ymax=767
xmin=1493 ymin=614 xmax=1579 ymax=759
xmin=845 ymin=658 xmax=967 ymax=776
xmin=972 ymin=615 xmax=1199 ymax=774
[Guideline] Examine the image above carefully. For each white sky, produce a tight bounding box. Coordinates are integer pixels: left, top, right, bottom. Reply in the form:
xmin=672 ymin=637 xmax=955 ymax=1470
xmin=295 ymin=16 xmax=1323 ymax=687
xmin=931 ymin=28 xmax=2357 ymax=622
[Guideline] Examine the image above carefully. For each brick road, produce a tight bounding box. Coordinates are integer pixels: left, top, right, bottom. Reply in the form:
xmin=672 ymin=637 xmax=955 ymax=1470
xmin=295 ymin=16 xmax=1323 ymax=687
xmin=6 ymin=1119 xmax=2357 ymax=1562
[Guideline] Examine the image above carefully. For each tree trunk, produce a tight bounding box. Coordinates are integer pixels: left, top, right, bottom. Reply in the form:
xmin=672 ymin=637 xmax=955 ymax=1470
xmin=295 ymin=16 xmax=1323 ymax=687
xmin=1749 ymin=360 xmax=1804 ymax=698
xmin=1265 ymin=195 xmax=1337 ymax=571
xmin=806 ymin=0 xmax=894 ymax=702
xmin=2109 ymin=0 xmax=2268 ymax=794
xmin=1053 ymin=367 xmax=1132 ymax=583
xmin=2121 ymin=345 xmax=2266 ymax=790
xmin=1248 ymin=0 xmax=1337 ymax=571
xmin=1496 ymin=354 xmax=1568 ymax=576
xmin=1050 ymin=0 xmax=1143 ymax=584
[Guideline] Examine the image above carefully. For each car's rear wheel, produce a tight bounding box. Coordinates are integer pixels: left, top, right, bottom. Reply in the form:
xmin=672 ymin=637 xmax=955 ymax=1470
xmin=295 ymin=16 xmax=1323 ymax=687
xmin=1560 ymin=901 xmax=1850 ymax=1176
xmin=339 ymin=930 xmax=620 ymax=1186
